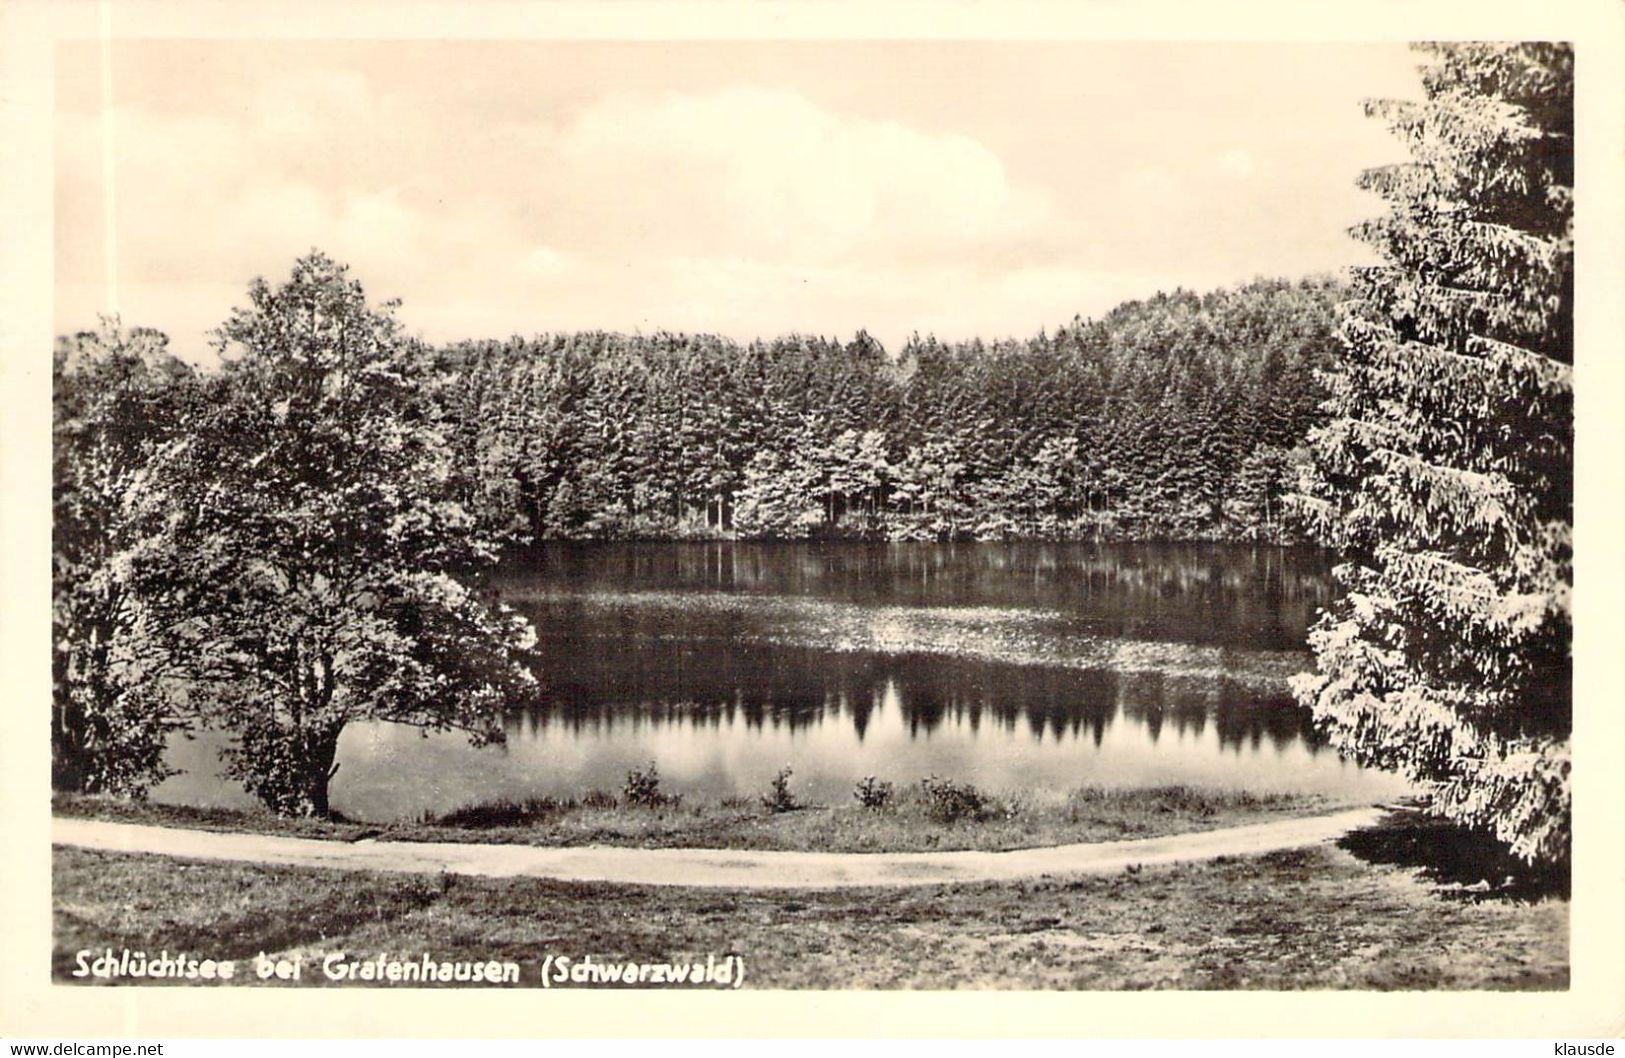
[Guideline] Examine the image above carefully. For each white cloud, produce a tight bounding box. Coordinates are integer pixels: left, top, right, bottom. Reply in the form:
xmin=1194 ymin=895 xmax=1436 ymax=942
xmin=541 ymin=87 xmax=1049 ymax=266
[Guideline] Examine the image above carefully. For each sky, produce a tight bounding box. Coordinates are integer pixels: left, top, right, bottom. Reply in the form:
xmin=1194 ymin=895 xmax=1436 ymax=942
xmin=55 ymin=40 xmax=1424 ymax=360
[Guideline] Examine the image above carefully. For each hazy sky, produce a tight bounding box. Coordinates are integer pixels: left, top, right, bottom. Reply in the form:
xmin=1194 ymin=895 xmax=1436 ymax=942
xmin=55 ymin=40 xmax=1423 ymax=359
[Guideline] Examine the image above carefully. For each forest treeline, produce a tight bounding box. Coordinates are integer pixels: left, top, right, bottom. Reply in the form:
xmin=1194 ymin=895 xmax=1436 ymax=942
xmin=437 ymin=276 xmax=1340 ymax=544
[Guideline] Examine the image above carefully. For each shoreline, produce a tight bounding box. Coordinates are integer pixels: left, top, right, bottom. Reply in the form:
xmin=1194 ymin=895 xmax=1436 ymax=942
xmin=51 ymin=806 xmax=1390 ymax=888
xmin=53 ymin=784 xmax=1353 ymax=856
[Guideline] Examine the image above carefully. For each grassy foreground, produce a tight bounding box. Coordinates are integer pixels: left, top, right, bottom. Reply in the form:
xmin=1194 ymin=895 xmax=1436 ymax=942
xmin=54 ymin=783 xmax=1338 ymax=853
xmin=52 ymin=812 xmax=1566 ymax=990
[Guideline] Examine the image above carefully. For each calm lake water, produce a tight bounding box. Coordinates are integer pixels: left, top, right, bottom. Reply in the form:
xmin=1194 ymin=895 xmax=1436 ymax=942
xmin=157 ymin=542 xmax=1412 ymax=820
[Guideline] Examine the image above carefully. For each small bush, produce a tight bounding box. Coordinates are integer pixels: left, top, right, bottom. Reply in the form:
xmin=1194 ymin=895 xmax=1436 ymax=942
xmin=919 ymin=776 xmax=989 ymax=823
xmin=853 ymin=776 xmax=895 ymax=810
xmin=623 ymin=762 xmax=673 ymax=809
xmin=432 ymin=795 xmax=576 ymax=828
xmin=761 ymin=766 xmax=799 ymax=813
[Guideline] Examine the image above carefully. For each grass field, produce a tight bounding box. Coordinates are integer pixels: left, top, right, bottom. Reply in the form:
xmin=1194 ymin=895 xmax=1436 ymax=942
xmin=51 ymin=811 xmax=1566 ymax=990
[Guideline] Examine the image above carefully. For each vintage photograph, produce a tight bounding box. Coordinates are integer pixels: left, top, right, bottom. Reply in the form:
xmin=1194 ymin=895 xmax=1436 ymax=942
xmin=45 ymin=34 xmax=1572 ymax=993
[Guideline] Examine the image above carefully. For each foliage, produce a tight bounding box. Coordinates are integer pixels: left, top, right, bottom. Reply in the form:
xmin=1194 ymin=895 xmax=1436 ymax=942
xmin=761 ymin=766 xmax=799 ymax=813
xmin=853 ymin=776 xmax=895 ymax=810
xmin=434 ymin=277 xmax=1343 ymax=544
xmin=918 ymin=776 xmax=990 ymax=823
xmin=148 ymin=253 xmax=538 ymax=817
xmin=51 ymin=321 xmax=197 ymax=796
xmin=430 ymin=794 xmax=615 ymax=828
xmin=1291 ymin=44 xmax=1573 ymax=864
xmin=622 ymin=761 xmax=671 ymax=809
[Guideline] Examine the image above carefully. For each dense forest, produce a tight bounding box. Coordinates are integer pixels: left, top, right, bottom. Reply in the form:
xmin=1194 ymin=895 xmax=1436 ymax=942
xmin=436 ymin=276 xmax=1339 ymax=545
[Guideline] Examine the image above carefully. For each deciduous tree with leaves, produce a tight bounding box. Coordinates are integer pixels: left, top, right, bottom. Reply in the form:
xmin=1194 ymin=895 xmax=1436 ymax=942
xmin=53 ymin=322 xmax=196 ymax=795
xmin=160 ymin=253 xmax=538 ymax=817
xmin=1292 ymin=44 xmax=1573 ymax=864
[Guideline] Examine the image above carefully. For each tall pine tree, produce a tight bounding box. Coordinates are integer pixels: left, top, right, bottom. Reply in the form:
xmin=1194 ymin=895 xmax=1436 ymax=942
xmin=1292 ymin=43 xmax=1573 ymax=864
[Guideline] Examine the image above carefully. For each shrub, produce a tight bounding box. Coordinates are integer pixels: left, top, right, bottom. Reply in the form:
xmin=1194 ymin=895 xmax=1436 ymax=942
xmin=579 ymin=789 xmax=618 ymax=810
xmin=52 ymin=684 xmax=178 ymax=800
xmin=919 ymin=776 xmax=989 ymax=823
xmin=623 ymin=762 xmax=672 ymax=809
xmin=853 ymin=776 xmax=895 ymax=810
xmin=761 ymin=766 xmax=799 ymax=813
xmin=996 ymin=791 xmax=1028 ymax=821
xmin=434 ymin=796 xmax=576 ymax=828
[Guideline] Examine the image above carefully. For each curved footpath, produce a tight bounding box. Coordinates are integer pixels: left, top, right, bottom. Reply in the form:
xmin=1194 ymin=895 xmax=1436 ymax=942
xmin=52 ymin=806 xmax=1386 ymax=889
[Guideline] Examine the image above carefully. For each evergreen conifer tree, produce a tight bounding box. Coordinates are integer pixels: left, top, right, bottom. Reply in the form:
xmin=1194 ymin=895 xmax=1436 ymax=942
xmin=1292 ymin=43 xmax=1573 ymax=864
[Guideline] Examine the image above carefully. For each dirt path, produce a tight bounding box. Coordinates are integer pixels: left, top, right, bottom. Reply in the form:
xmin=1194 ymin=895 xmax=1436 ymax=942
xmin=52 ymin=806 xmax=1386 ymax=889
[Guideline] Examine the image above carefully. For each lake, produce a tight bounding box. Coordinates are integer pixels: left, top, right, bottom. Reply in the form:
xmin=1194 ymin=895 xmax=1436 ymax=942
xmin=156 ymin=541 xmax=1412 ymax=820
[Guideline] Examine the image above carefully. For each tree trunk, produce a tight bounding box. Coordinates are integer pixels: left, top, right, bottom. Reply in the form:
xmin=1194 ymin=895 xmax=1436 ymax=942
xmin=298 ymin=723 xmax=344 ymax=819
